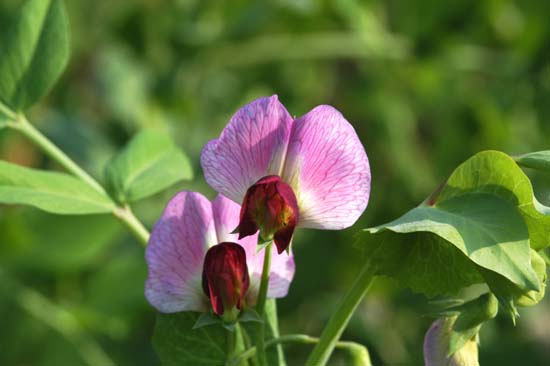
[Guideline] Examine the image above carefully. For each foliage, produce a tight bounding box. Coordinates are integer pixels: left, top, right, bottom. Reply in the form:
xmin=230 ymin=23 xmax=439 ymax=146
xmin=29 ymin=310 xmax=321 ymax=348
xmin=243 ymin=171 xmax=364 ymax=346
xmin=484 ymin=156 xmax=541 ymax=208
xmin=0 ymin=160 xmax=115 ymax=214
xmin=105 ymin=129 xmax=193 ymax=204
xmin=1 ymin=0 xmax=549 ymax=365
xmin=0 ymin=0 xmax=69 ymax=111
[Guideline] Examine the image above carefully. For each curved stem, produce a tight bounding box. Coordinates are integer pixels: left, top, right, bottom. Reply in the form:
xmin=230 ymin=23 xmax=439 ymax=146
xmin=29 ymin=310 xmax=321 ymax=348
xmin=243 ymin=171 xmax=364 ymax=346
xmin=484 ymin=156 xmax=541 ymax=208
xmin=8 ymin=114 xmax=150 ymax=245
xmin=227 ymin=334 xmax=370 ymax=366
xmin=255 ymin=241 xmax=273 ymax=366
xmin=305 ymin=260 xmax=376 ymax=366
xmin=14 ymin=115 xmax=107 ymax=195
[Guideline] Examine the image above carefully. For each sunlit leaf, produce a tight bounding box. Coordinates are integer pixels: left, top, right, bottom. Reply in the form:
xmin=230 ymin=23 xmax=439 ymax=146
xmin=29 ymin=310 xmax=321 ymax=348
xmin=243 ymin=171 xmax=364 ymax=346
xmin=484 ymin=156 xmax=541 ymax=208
xmin=0 ymin=160 xmax=115 ymax=214
xmin=105 ymin=130 xmax=193 ymax=203
xmin=0 ymin=0 xmax=70 ymax=111
xmin=438 ymin=150 xmax=550 ymax=250
xmin=361 ymin=193 xmax=539 ymax=298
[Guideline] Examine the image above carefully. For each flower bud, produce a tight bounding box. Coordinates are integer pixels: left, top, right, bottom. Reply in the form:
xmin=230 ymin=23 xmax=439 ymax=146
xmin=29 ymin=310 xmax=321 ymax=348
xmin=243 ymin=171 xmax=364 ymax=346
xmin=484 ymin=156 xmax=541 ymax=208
xmin=237 ymin=175 xmax=299 ymax=254
xmin=202 ymin=242 xmax=250 ymax=321
xmin=516 ymin=249 xmax=547 ymax=307
xmin=424 ymin=317 xmax=479 ymax=366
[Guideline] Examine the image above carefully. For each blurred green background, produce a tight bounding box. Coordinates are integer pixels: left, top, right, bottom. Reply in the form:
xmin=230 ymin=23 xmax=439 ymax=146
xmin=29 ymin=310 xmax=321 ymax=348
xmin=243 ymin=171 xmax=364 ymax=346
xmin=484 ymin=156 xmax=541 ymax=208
xmin=1 ymin=0 xmax=549 ymax=365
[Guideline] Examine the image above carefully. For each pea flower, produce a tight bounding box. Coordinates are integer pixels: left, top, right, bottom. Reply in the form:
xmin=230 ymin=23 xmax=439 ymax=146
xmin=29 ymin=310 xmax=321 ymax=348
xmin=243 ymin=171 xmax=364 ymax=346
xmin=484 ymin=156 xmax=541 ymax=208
xmin=145 ymin=192 xmax=295 ymax=320
xmin=201 ymin=95 xmax=371 ymax=253
xmin=424 ymin=317 xmax=479 ymax=366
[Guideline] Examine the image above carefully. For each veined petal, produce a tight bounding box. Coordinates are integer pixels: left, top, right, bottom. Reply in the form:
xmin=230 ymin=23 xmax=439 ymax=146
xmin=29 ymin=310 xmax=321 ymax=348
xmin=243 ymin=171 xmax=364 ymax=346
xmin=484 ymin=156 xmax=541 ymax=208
xmin=145 ymin=192 xmax=217 ymax=313
xmin=201 ymin=95 xmax=293 ymax=204
xmin=282 ymin=105 xmax=371 ymax=229
xmin=212 ymin=195 xmax=295 ymax=303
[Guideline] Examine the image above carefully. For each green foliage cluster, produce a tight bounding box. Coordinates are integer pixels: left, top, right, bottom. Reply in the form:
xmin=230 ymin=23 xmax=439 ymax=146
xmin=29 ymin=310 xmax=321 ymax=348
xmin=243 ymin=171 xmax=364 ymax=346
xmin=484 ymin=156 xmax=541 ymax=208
xmin=0 ymin=0 xmax=549 ymax=365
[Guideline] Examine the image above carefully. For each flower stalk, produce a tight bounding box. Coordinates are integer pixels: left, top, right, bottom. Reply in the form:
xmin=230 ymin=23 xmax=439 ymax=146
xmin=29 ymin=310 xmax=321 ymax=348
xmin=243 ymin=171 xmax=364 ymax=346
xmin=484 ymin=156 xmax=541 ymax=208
xmin=305 ymin=260 xmax=376 ymax=366
xmin=255 ymin=241 xmax=273 ymax=366
xmin=227 ymin=334 xmax=371 ymax=366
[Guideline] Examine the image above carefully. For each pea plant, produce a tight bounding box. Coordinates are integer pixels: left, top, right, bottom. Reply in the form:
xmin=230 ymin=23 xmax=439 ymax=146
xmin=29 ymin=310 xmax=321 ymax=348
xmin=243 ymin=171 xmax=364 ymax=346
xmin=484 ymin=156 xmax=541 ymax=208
xmin=1 ymin=1 xmax=548 ymax=365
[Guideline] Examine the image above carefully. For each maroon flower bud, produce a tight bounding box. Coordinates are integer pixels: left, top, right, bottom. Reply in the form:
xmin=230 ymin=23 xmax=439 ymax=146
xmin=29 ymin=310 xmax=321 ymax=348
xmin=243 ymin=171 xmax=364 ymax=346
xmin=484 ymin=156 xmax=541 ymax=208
xmin=202 ymin=242 xmax=250 ymax=320
xmin=237 ymin=175 xmax=299 ymax=254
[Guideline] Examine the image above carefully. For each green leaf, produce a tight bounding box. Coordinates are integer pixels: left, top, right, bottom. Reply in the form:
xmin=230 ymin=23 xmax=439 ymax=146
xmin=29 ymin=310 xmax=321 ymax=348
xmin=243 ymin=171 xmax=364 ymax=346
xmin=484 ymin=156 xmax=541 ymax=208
xmin=105 ymin=130 xmax=193 ymax=203
xmin=193 ymin=312 xmax=222 ymax=330
xmin=514 ymin=151 xmax=550 ymax=172
xmin=361 ymin=193 xmax=539 ymax=297
xmin=153 ymin=312 xmax=228 ymax=366
xmin=0 ymin=0 xmax=70 ymax=111
xmin=438 ymin=150 xmax=550 ymax=250
xmin=238 ymin=308 xmax=263 ymax=323
xmin=0 ymin=160 xmax=115 ymax=214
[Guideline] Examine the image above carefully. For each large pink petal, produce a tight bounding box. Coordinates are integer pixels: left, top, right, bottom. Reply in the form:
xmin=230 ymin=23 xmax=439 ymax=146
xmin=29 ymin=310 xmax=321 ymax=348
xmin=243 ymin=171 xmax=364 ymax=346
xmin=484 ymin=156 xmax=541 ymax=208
xmin=201 ymin=95 xmax=293 ymax=204
xmin=212 ymin=195 xmax=295 ymax=303
xmin=145 ymin=192 xmax=217 ymax=313
xmin=282 ymin=105 xmax=371 ymax=229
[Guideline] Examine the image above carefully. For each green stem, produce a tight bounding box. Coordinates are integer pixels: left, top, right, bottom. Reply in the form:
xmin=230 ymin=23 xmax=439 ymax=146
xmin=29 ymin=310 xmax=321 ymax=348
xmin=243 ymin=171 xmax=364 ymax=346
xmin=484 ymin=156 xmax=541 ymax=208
xmin=255 ymin=241 xmax=273 ymax=366
xmin=227 ymin=334 xmax=370 ymax=366
xmin=113 ymin=205 xmax=150 ymax=246
xmin=227 ymin=327 xmax=236 ymax=358
xmin=14 ymin=115 xmax=107 ymax=194
xmin=256 ymin=242 xmax=273 ymax=316
xmin=305 ymin=260 xmax=376 ymax=366
xmin=8 ymin=114 xmax=150 ymax=245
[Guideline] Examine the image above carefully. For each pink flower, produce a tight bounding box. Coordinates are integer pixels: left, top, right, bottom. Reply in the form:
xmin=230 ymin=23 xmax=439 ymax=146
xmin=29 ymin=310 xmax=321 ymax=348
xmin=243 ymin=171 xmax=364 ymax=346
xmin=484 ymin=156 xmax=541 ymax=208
xmin=145 ymin=192 xmax=295 ymax=315
xmin=201 ymin=95 xmax=371 ymax=253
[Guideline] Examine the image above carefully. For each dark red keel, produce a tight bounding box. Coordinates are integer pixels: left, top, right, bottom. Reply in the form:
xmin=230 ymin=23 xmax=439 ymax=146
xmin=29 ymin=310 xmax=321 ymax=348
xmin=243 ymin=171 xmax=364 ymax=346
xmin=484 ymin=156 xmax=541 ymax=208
xmin=237 ymin=175 xmax=298 ymax=254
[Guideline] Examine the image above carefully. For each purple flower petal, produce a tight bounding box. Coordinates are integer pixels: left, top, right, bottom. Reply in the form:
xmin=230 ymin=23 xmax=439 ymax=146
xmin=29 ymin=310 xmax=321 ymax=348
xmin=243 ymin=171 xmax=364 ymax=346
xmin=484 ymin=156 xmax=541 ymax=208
xmin=201 ymin=95 xmax=293 ymax=204
xmin=283 ymin=105 xmax=371 ymax=229
xmin=145 ymin=192 xmax=216 ymax=313
xmin=212 ymin=195 xmax=295 ymax=303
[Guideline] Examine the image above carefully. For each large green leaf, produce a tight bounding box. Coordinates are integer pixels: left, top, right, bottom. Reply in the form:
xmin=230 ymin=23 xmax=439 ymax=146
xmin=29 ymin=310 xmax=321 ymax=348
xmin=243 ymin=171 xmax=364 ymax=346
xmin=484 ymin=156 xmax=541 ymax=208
xmin=105 ymin=130 xmax=193 ymax=203
xmin=514 ymin=151 xmax=550 ymax=172
xmin=0 ymin=160 xmax=115 ymax=214
xmin=0 ymin=0 xmax=70 ymax=111
xmin=153 ymin=302 xmax=285 ymax=366
xmin=438 ymin=150 xmax=550 ymax=250
xmin=361 ymin=193 xmax=539 ymax=298
xmin=153 ymin=312 xmax=228 ymax=366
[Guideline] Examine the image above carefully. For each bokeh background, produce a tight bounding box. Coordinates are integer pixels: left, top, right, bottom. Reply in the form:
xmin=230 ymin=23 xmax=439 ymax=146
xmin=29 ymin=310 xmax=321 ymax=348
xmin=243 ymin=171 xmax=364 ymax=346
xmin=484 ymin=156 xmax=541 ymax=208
xmin=1 ymin=0 xmax=549 ymax=365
